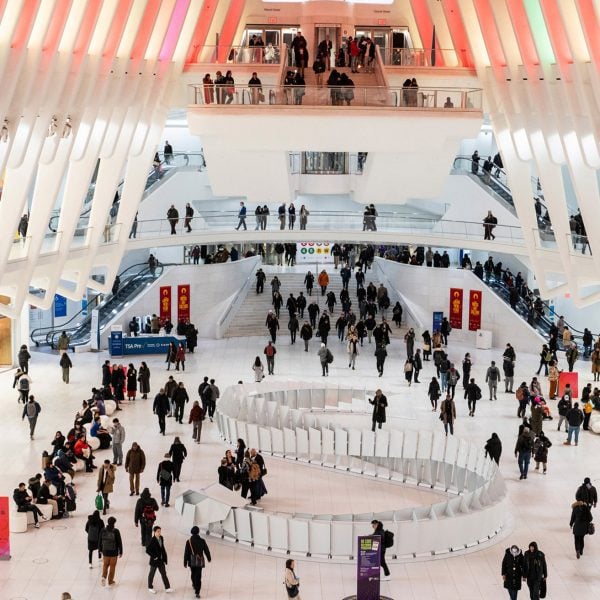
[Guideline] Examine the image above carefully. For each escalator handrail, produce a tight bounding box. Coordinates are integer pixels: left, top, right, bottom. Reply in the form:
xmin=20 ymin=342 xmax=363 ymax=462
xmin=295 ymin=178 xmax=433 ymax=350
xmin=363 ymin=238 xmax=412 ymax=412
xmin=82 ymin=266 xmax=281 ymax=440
xmin=30 ymin=262 xmax=161 ymax=344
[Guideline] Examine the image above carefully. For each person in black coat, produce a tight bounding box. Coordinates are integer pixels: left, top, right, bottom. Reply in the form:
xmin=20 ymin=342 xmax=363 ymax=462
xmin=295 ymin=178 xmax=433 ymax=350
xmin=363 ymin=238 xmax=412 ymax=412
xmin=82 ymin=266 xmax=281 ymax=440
xmin=134 ymin=488 xmax=159 ymax=547
xmin=172 ymin=383 xmax=189 ymax=424
xmin=157 ymin=454 xmax=174 ymax=506
xmin=102 ymin=361 xmax=111 ymax=387
xmin=485 ymin=433 xmax=502 ymax=464
xmin=184 ymin=526 xmax=212 ymax=598
xmin=522 ymin=541 xmax=547 ymax=600
xmin=168 ymin=437 xmax=187 ymax=481
xmin=369 ymin=390 xmax=387 ymax=431
xmin=85 ymin=510 xmax=105 ymax=565
xmin=146 ymin=526 xmax=172 ymax=592
xmin=570 ymin=500 xmax=593 ymax=558
xmin=153 ymin=389 xmax=170 ymax=435
xmin=501 ymin=545 xmax=524 ymax=600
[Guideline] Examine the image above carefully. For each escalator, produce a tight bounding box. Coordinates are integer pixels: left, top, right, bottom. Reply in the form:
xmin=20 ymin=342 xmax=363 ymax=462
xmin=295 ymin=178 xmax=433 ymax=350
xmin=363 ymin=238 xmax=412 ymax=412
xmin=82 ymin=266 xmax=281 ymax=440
xmin=30 ymin=261 xmax=164 ymax=348
xmin=48 ymin=151 xmax=206 ymax=233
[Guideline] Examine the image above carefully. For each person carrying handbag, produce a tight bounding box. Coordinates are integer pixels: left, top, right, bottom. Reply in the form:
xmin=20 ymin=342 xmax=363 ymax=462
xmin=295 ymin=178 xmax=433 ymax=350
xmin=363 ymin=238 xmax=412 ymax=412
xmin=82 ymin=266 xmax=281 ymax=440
xmin=284 ymin=559 xmax=301 ymax=598
xmin=184 ymin=526 xmax=211 ymax=598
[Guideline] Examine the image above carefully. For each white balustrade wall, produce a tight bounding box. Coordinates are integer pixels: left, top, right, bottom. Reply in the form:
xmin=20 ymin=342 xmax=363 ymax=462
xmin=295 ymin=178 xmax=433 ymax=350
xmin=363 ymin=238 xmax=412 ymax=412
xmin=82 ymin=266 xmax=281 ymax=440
xmin=200 ymin=382 xmax=509 ymax=560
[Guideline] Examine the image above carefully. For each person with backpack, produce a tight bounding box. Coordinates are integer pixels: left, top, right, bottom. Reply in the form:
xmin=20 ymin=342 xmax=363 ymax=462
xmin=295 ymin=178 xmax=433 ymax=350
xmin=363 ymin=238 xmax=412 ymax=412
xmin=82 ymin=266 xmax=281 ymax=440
xmin=22 ymin=395 xmax=41 ymax=440
xmin=146 ymin=526 xmax=173 ymax=593
xmin=184 ymin=525 xmax=212 ymax=598
xmin=557 ymin=390 xmax=572 ymax=432
xmin=135 ymin=488 xmax=159 ymax=547
xmin=369 ymin=389 xmax=387 ymax=432
xmin=318 ymin=343 xmax=332 ymax=377
xmin=125 ymin=442 xmax=146 ymax=496
xmin=515 ymin=382 xmax=530 ymax=419
xmin=533 ymin=431 xmax=552 ymax=474
xmin=522 ymin=541 xmax=547 ymax=599
xmin=514 ymin=427 xmax=534 ymax=480
xmin=564 ymin=402 xmax=584 ymax=446
xmin=99 ymin=516 xmax=123 ymax=587
xmin=18 ymin=344 xmax=31 ymax=373
xmin=536 ymin=344 xmax=552 ymax=376
xmin=157 ymin=454 xmax=174 ymax=507
xmin=370 ymin=520 xmax=391 ymax=579
xmin=59 ymin=352 xmax=72 ymax=384
xmin=97 ymin=460 xmax=116 ymax=515
xmin=14 ymin=369 xmax=31 ymax=403
xmin=485 ymin=361 xmax=501 ymax=401
xmin=85 ymin=510 xmax=105 ymax=567
xmin=464 ymin=378 xmax=482 ymax=417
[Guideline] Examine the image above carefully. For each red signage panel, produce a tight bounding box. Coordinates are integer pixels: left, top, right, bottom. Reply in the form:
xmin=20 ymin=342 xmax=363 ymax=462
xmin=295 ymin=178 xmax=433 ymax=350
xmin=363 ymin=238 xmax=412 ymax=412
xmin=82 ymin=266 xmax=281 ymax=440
xmin=177 ymin=284 xmax=190 ymax=322
xmin=449 ymin=287 xmax=463 ymax=329
xmin=160 ymin=286 xmax=171 ymax=322
xmin=469 ymin=289 xmax=482 ymax=331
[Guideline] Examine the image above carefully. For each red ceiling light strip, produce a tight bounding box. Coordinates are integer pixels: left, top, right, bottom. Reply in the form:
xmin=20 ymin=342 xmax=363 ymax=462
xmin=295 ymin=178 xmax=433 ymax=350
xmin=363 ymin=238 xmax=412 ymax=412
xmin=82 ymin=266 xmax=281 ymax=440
xmin=102 ymin=0 xmax=134 ymax=59
xmin=73 ymin=0 xmax=102 ymax=56
xmin=440 ymin=0 xmax=473 ymax=67
xmin=130 ymin=0 xmax=162 ymax=61
xmin=217 ymin=0 xmax=245 ymax=63
xmin=42 ymin=0 xmax=72 ymax=54
xmin=505 ymin=0 xmax=540 ymax=68
xmin=472 ymin=0 xmax=506 ymax=68
xmin=539 ymin=0 xmax=573 ymax=69
xmin=185 ymin=1 xmax=220 ymax=65
xmin=11 ymin=0 xmax=40 ymax=49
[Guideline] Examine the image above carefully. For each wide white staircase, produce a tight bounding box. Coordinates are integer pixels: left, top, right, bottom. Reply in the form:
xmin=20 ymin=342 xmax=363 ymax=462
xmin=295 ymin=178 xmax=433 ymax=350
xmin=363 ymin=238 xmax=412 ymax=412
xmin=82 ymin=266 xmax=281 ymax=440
xmin=224 ymin=265 xmax=407 ymax=339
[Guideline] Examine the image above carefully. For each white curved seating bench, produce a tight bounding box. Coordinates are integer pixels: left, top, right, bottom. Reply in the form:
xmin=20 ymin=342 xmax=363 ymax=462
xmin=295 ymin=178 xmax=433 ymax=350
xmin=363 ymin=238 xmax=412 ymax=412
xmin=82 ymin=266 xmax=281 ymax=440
xmin=190 ymin=382 xmax=509 ymax=560
xmin=589 ymin=412 xmax=600 ymax=434
xmin=10 ymin=503 xmax=53 ymax=533
xmin=104 ymin=400 xmax=117 ymax=416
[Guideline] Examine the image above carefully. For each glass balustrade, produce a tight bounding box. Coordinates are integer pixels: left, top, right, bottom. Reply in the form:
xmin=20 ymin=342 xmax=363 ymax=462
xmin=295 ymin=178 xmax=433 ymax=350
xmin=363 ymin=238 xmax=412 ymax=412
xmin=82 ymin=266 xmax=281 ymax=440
xmin=189 ymin=83 xmax=483 ymax=110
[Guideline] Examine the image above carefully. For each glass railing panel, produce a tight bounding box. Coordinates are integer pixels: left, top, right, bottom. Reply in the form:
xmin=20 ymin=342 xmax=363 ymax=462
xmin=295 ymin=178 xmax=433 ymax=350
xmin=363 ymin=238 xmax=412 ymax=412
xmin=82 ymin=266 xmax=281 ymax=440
xmin=199 ymin=45 xmax=284 ymax=65
xmin=567 ymin=233 xmax=593 ymax=256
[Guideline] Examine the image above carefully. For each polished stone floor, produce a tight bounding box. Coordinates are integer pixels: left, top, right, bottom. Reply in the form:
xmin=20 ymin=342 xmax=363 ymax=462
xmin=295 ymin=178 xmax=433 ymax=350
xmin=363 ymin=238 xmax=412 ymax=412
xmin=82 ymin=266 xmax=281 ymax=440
xmin=0 ymin=330 xmax=598 ymax=599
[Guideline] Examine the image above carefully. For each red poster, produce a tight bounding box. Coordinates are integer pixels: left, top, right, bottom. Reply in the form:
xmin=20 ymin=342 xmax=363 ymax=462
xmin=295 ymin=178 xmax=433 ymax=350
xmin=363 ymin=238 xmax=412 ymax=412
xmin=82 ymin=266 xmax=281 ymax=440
xmin=159 ymin=286 xmax=171 ymax=322
xmin=0 ymin=496 xmax=10 ymax=560
xmin=449 ymin=288 xmax=463 ymax=329
xmin=177 ymin=284 xmax=190 ymax=322
xmin=559 ymin=371 xmax=579 ymax=398
xmin=469 ymin=290 xmax=482 ymax=331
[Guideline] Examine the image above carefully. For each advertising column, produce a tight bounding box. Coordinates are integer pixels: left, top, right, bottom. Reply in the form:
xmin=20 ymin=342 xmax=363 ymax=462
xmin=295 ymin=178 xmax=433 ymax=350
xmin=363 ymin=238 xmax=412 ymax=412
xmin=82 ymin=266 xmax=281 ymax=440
xmin=356 ymin=535 xmax=381 ymax=599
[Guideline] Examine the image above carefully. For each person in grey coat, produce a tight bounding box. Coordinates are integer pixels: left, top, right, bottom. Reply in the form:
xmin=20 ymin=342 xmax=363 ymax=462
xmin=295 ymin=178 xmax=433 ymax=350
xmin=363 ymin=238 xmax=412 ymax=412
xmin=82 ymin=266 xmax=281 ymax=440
xmin=22 ymin=395 xmax=41 ymax=440
xmin=317 ymin=343 xmax=332 ymax=376
xmin=110 ymin=418 xmax=126 ymax=465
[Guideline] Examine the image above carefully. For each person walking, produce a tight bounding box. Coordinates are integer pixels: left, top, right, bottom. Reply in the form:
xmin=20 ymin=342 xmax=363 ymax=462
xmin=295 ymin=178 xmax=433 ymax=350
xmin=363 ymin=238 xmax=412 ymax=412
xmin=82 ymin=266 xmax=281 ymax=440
xmin=348 ymin=336 xmax=359 ymax=369
xmin=564 ymin=402 xmax=584 ymax=446
xmin=370 ymin=520 xmax=391 ymax=579
xmin=184 ymin=526 xmax=212 ymax=599
xmin=413 ymin=349 xmax=422 ymax=383
xmin=189 ymin=401 xmax=205 ymax=444
xmin=300 ymin=322 xmax=313 ymax=352
xmin=175 ymin=344 xmax=186 ymax=372
xmin=522 ymin=541 xmax=547 ymax=600
xmin=369 ymin=389 xmax=387 ymax=432
xmin=173 ymin=382 xmax=189 ymax=424
xmin=125 ymin=442 xmax=146 ymax=496
xmin=570 ymin=498 xmax=593 ymax=559
xmin=99 ymin=516 xmax=123 ymax=587
xmin=428 ymin=377 xmax=441 ymax=411
xmin=263 ymin=341 xmax=276 ymax=375
xmin=501 ymin=544 xmax=524 ymax=600
xmin=18 ymin=344 xmax=31 ymax=373
xmin=532 ymin=431 xmax=552 ymax=474
xmin=485 ymin=433 xmax=502 ymax=464
xmin=138 ymin=361 xmax=150 ymax=399
xmin=60 ymin=352 xmax=72 ymax=383
xmin=184 ymin=202 xmax=194 ymax=232
xmin=318 ymin=270 xmax=329 ymax=295
xmin=157 ymin=454 xmax=174 ymax=507
xmin=85 ymin=510 xmax=105 ymax=567
xmin=575 ymin=477 xmax=598 ymax=507
xmin=318 ymin=343 xmax=332 ymax=376
xmin=548 ymin=361 xmax=559 ymax=399
xmin=514 ymin=427 xmax=534 ymax=480
xmin=166 ymin=204 xmax=179 ymax=235
xmin=235 ymin=201 xmax=247 ymax=230
xmin=464 ymin=378 xmax=482 ymax=416
xmin=135 ymin=488 xmax=159 ymax=547
xmin=153 ymin=388 xmax=170 ymax=436
xmin=146 ymin=526 xmax=173 ymax=593
xmin=486 ymin=361 xmax=501 ymax=400
xmin=110 ymin=418 xmax=126 ymax=466
xmin=403 ymin=358 xmax=414 ymax=386
xmin=22 ymin=395 xmax=41 ymax=440
xmin=288 ymin=314 xmax=299 ymax=345
xmin=375 ymin=344 xmax=387 ymax=377
xmin=284 ymin=558 xmax=302 ymax=598
xmin=169 ymin=436 xmax=187 ymax=482
xmin=440 ymin=393 xmax=456 ymax=435
xmin=97 ymin=460 xmax=116 ymax=515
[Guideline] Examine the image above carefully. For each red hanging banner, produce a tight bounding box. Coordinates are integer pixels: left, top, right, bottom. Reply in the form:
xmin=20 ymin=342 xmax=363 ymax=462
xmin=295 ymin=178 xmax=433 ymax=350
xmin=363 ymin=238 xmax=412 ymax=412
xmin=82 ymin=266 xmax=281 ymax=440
xmin=449 ymin=288 xmax=463 ymax=329
xmin=0 ymin=496 xmax=10 ymax=560
xmin=469 ymin=290 xmax=482 ymax=331
xmin=177 ymin=284 xmax=191 ymax=322
xmin=159 ymin=286 xmax=171 ymax=322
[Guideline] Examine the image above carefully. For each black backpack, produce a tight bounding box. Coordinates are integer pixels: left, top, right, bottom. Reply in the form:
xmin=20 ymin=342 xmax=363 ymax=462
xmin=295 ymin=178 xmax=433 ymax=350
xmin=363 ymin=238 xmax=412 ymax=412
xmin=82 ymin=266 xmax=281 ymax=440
xmin=101 ymin=529 xmax=117 ymax=553
xmin=384 ymin=530 xmax=394 ymax=548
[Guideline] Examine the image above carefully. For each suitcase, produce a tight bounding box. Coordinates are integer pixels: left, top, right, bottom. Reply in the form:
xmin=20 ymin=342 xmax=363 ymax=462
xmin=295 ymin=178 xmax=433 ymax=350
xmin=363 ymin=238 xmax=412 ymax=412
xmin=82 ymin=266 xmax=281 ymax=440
xmin=66 ymin=498 xmax=76 ymax=512
xmin=558 ymin=371 xmax=578 ymax=398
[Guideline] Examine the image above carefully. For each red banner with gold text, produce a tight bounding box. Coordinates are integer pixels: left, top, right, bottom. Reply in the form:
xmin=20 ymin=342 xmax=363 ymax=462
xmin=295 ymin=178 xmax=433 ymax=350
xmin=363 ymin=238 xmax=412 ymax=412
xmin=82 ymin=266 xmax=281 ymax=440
xmin=469 ymin=290 xmax=482 ymax=331
xmin=159 ymin=286 xmax=171 ymax=322
xmin=177 ymin=284 xmax=190 ymax=322
xmin=449 ymin=288 xmax=463 ymax=329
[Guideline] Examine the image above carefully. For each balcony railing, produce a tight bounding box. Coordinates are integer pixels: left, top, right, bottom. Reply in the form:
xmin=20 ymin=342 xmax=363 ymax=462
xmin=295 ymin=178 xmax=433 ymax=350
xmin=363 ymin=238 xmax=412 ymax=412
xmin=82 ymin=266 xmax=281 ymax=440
xmin=192 ymin=44 xmax=286 ymax=65
xmin=380 ymin=47 xmax=471 ymax=68
xmin=189 ymin=83 xmax=483 ymax=110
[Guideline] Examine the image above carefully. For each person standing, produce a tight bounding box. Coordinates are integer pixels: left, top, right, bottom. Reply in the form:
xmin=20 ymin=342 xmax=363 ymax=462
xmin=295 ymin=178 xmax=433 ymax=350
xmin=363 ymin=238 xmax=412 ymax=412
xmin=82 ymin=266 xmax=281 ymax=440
xmin=99 ymin=516 xmax=123 ymax=587
xmin=138 ymin=362 xmax=151 ymax=399
xmin=369 ymin=390 xmax=387 ymax=432
xmin=253 ymin=356 xmax=264 ymax=382
xmin=548 ymin=361 xmax=559 ymax=399
xmin=22 ymin=395 xmax=41 ymax=440
xmin=264 ymin=341 xmax=276 ymax=375
xmin=110 ymin=418 xmax=126 ymax=466
xmin=428 ymin=377 xmax=441 ymax=411
xmin=125 ymin=442 xmax=146 ymax=496
xmin=157 ymin=454 xmax=174 ymax=507
xmin=318 ymin=270 xmax=329 ymax=295
xmin=85 ymin=510 xmax=105 ymax=567
xmin=169 ymin=436 xmax=187 ymax=482
xmin=522 ymin=541 xmax=547 ymax=600
xmin=370 ymin=520 xmax=391 ymax=579
xmin=184 ymin=202 xmax=194 ymax=232
xmin=318 ymin=343 xmax=332 ymax=377
xmin=501 ymin=545 xmax=524 ymax=600
xmin=235 ymin=201 xmax=247 ymax=230
xmin=18 ymin=344 xmax=31 ymax=373
xmin=348 ymin=336 xmax=359 ymax=370
xmin=97 ymin=460 xmax=116 ymax=515
xmin=163 ymin=140 xmax=173 ymax=163
xmin=413 ymin=349 xmax=422 ymax=383
xmin=374 ymin=344 xmax=387 ymax=377
xmin=533 ymin=431 xmax=552 ymax=474
xmin=166 ymin=204 xmax=179 ymax=235
xmin=564 ymin=402 xmax=584 ymax=446
xmin=173 ymin=382 xmax=189 ymax=424
xmin=556 ymin=390 xmax=572 ymax=432
xmin=184 ymin=526 xmax=212 ymax=598
xmin=57 ymin=331 xmax=70 ymax=353
xmin=278 ymin=202 xmax=286 ymax=229
xmin=255 ymin=268 xmax=266 ymax=294
xmin=570 ymin=499 xmax=593 ymax=559
xmin=486 ymin=361 xmax=501 ymax=400
xmin=60 ymin=352 xmax=72 ymax=383
xmin=189 ymin=401 xmax=205 ymax=444
xmin=440 ymin=393 xmax=456 ymax=436
xmin=464 ymin=378 xmax=482 ymax=417
xmin=576 ymin=477 xmax=598 ymax=507
xmin=514 ymin=427 xmax=534 ymax=480
xmin=135 ymin=488 xmax=159 ymax=547
xmin=300 ymin=321 xmax=313 ymax=352
xmin=175 ymin=344 xmax=186 ymax=372
xmin=485 ymin=433 xmax=502 ymax=464
xmin=153 ymin=388 xmax=170 ymax=436
xmin=146 ymin=526 xmax=173 ymax=593
xmin=288 ymin=314 xmax=299 ymax=345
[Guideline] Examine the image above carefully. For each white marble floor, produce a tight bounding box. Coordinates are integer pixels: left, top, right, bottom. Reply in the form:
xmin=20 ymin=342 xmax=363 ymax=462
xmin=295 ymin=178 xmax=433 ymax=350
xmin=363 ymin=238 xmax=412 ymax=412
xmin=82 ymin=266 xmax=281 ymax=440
xmin=0 ymin=331 xmax=599 ymax=599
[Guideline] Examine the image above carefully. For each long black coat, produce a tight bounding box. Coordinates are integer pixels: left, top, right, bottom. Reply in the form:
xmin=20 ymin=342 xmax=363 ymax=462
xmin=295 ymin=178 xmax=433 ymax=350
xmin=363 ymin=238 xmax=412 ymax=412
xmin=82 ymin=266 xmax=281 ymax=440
xmin=369 ymin=395 xmax=387 ymax=424
xmin=501 ymin=548 xmax=524 ymax=590
xmin=570 ymin=501 xmax=593 ymax=536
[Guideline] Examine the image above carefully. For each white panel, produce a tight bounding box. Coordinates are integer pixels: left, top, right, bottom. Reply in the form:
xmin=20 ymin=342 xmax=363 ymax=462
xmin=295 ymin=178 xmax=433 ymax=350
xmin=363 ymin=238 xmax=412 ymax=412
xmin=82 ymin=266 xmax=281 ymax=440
xmin=309 ymin=520 xmax=331 ymax=556
xmin=268 ymin=515 xmax=289 ymax=551
xmin=456 ymin=439 xmax=470 ymax=468
xmin=288 ymin=519 xmax=309 ymax=553
xmin=297 ymin=388 xmax=311 ymax=409
xmin=313 ymin=388 xmax=327 ymax=408
xmin=403 ymin=430 xmax=418 ymax=459
xmin=417 ymin=430 xmax=433 ymax=459
xmin=431 ymin=431 xmax=446 ymax=461
xmin=234 ymin=509 xmax=253 ymax=542
xmin=330 ymin=521 xmax=354 ymax=556
xmin=388 ymin=430 xmax=404 ymax=457
xmin=361 ymin=430 xmax=375 ymax=457
xmin=251 ymin=512 xmax=270 ymax=548
xmin=271 ymin=427 xmax=284 ymax=455
xmin=295 ymin=428 xmax=309 ymax=457
xmin=258 ymin=427 xmax=272 ymax=453
xmin=334 ymin=428 xmax=348 ymax=455
xmin=348 ymin=429 xmax=362 ymax=456
xmin=246 ymin=423 xmax=260 ymax=451
xmin=283 ymin=427 xmax=296 ymax=456
xmin=375 ymin=430 xmax=389 ymax=457
xmin=308 ymin=427 xmax=322 ymax=457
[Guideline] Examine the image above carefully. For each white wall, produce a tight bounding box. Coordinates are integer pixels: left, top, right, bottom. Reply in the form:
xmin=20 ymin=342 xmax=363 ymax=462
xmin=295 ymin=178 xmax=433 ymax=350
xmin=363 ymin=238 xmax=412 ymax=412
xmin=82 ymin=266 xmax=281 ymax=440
xmin=99 ymin=257 xmax=260 ymax=346
xmin=375 ymin=258 xmax=545 ymax=353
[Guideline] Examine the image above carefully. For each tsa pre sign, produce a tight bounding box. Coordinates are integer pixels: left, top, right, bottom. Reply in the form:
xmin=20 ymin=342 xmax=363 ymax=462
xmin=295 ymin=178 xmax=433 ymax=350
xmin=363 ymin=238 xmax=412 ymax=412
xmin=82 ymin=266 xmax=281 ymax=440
xmin=469 ymin=290 xmax=482 ymax=331
xmin=160 ymin=286 xmax=171 ymax=321
xmin=177 ymin=284 xmax=190 ymax=321
xmin=449 ymin=287 xmax=463 ymax=329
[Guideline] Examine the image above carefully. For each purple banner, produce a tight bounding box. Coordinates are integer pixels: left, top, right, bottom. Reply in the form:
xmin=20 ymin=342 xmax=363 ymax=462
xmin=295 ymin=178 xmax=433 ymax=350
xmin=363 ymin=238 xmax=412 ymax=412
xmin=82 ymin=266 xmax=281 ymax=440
xmin=357 ymin=535 xmax=381 ymax=599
